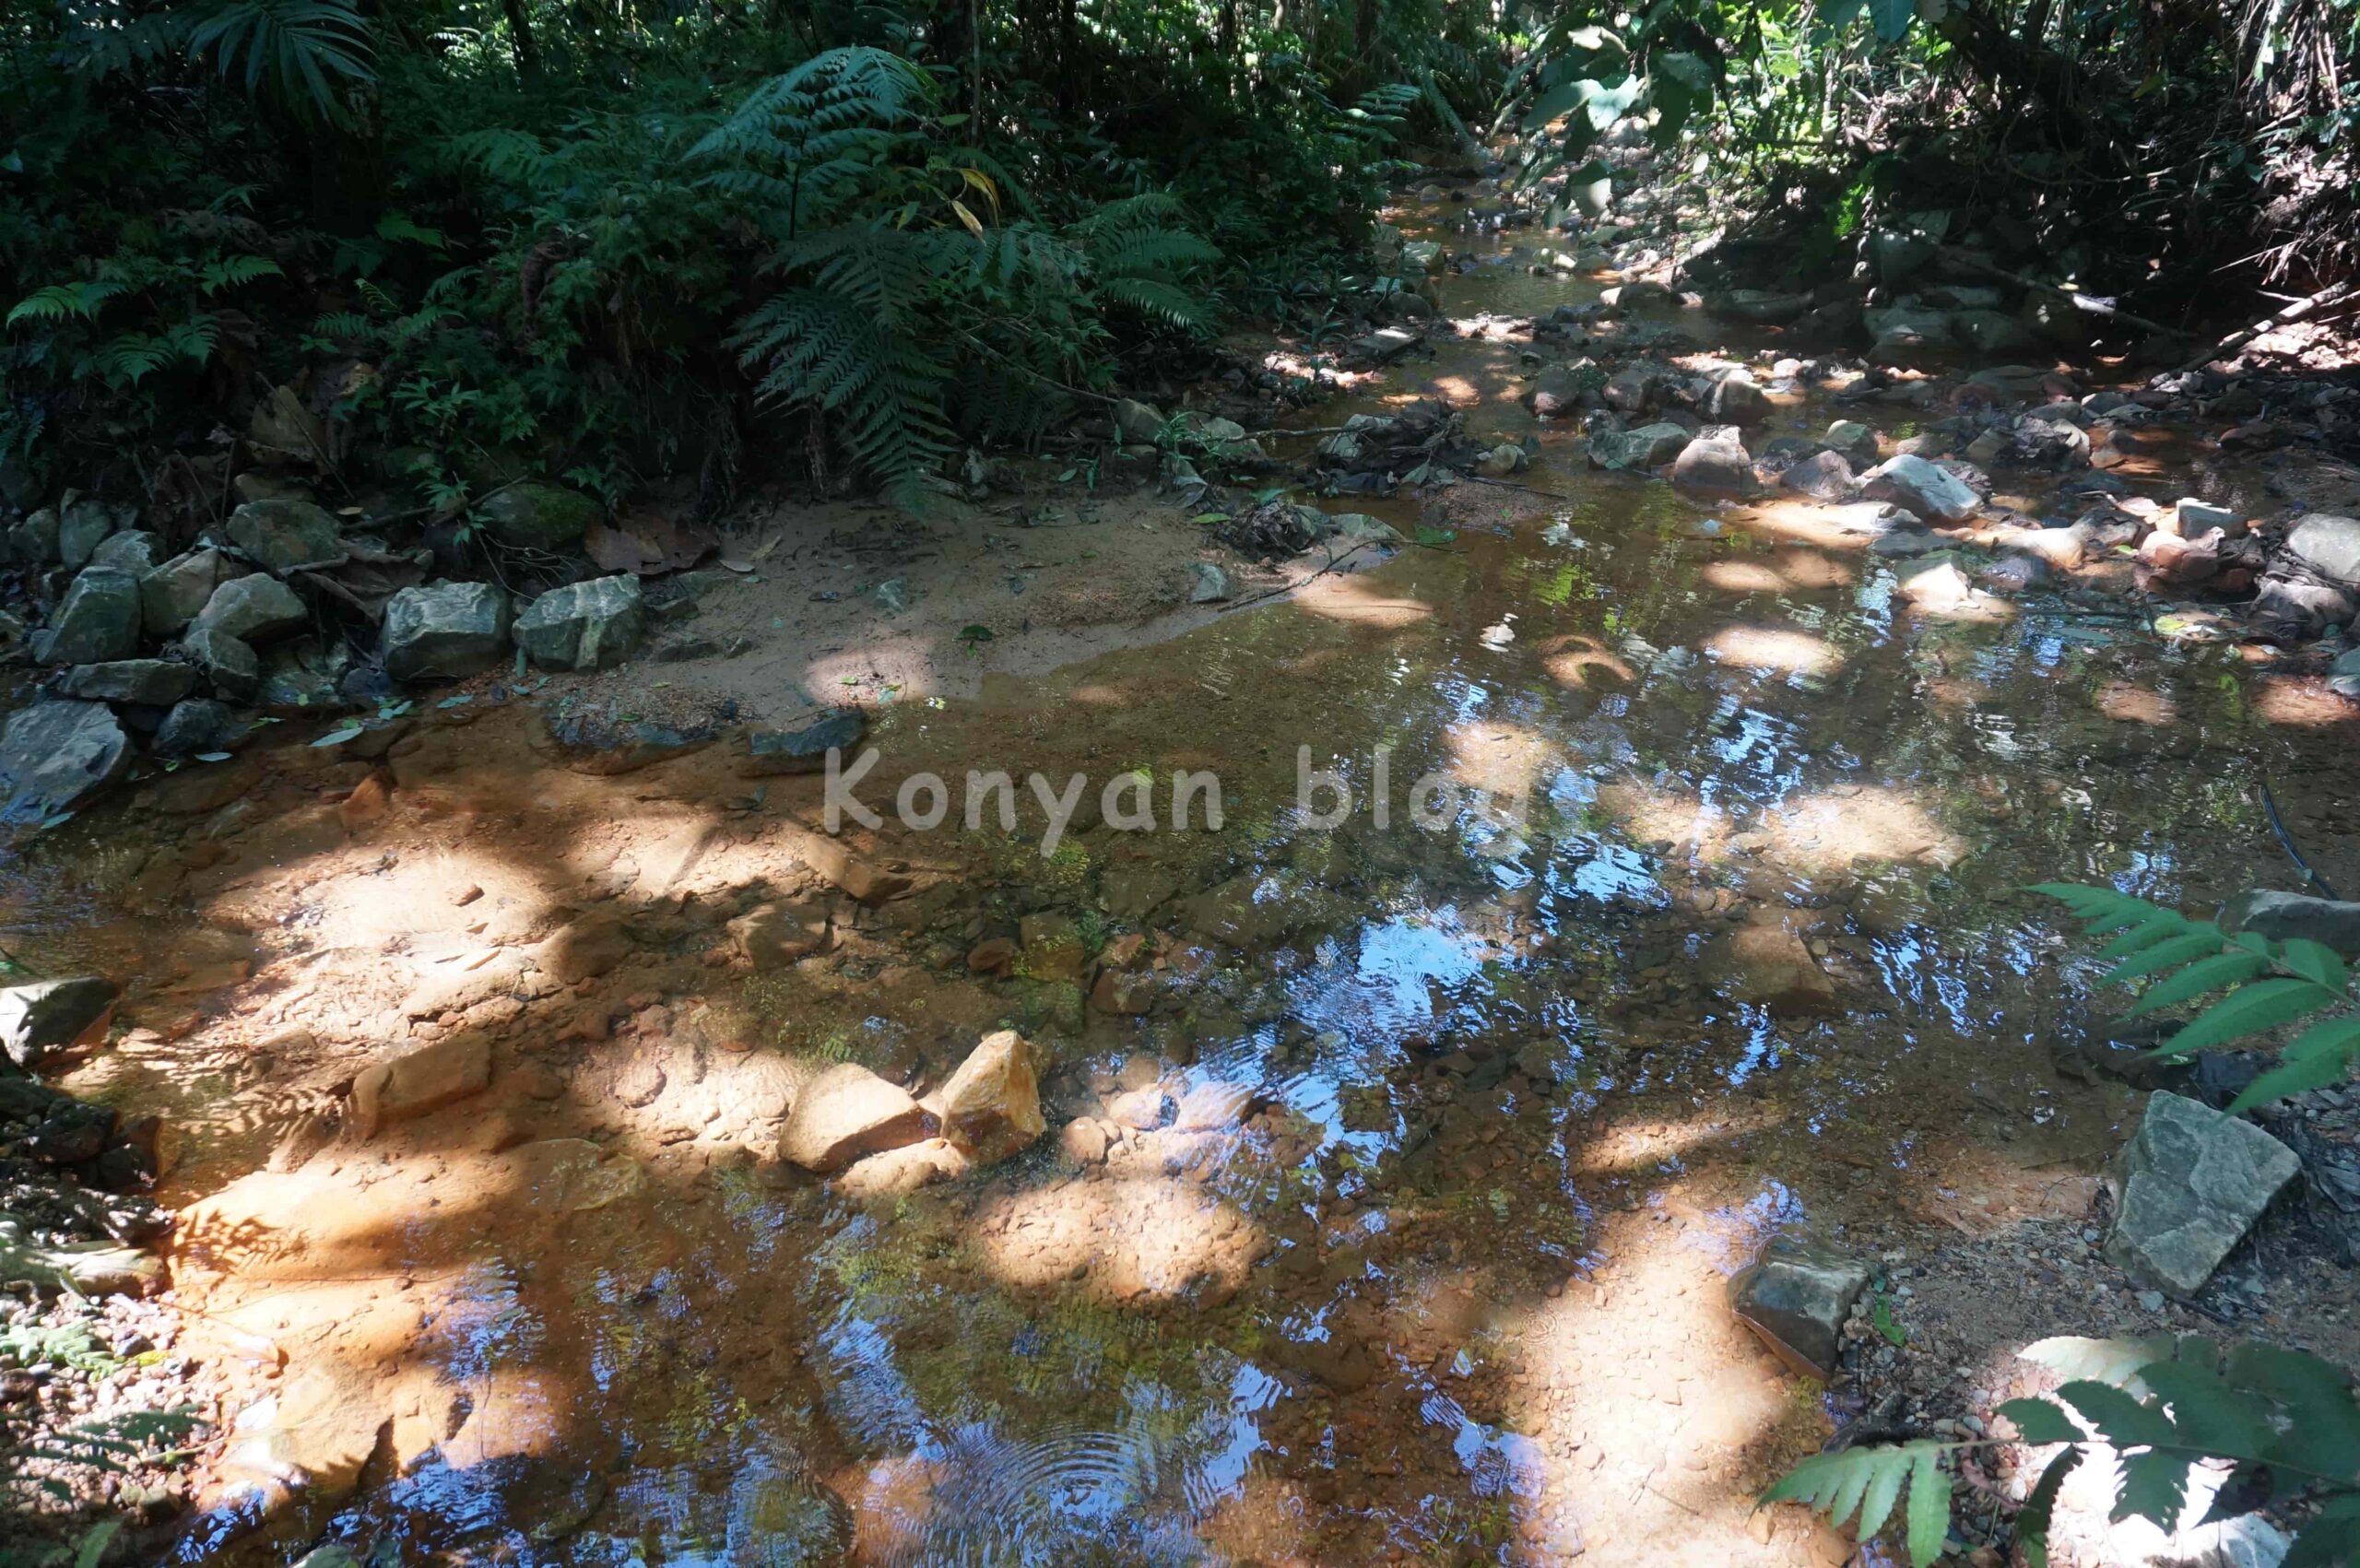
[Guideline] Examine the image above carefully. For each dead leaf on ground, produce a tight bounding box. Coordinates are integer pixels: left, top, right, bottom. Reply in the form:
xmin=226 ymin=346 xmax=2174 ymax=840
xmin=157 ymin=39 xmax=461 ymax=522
xmin=586 ymin=512 xmax=718 ymax=575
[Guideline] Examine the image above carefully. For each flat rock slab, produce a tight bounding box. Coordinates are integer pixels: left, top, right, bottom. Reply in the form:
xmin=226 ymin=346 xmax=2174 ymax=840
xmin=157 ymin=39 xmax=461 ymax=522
xmin=0 ymin=701 xmax=130 ymax=822
xmin=2106 ymin=1091 xmax=2299 ymax=1297
xmin=350 ymin=1033 xmax=492 ymax=1137
xmin=1729 ymin=1236 xmax=1870 ymax=1377
xmin=732 ymin=710 xmax=867 ymax=777
xmin=780 ymin=1062 xmax=932 ymax=1174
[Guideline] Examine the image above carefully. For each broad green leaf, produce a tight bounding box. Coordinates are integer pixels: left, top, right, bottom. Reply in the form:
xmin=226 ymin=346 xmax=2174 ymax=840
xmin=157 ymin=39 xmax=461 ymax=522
xmin=2114 ymin=1449 xmax=2195 ymax=1527
xmin=2283 ymin=1494 xmax=2360 ymax=1568
xmin=2230 ymin=1049 xmax=2355 ymax=1113
xmin=1905 ymin=1446 xmax=1949 ymax=1566
xmin=2125 ymin=950 xmax=2269 ymax=1015
xmin=2135 ymin=1361 xmax=2271 ymax=1454
xmin=2056 ymin=1380 xmax=2177 ymax=1447
xmin=1998 ymin=1397 xmax=2083 ymax=1445
xmin=2160 ymin=978 xmax=2339 ymax=1055
xmin=2282 ymin=1015 xmax=2360 ymax=1065
xmin=2278 ymin=937 xmax=2349 ymax=992
xmin=1870 ymin=0 xmax=1917 ymax=40
xmin=2016 ymin=1447 xmax=2082 ymax=1568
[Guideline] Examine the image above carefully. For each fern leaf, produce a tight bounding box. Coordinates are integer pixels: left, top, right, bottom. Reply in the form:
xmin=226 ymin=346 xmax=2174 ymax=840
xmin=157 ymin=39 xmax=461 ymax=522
xmin=1905 ymin=1447 xmax=1950 ymax=1564
xmin=1762 ymin=1441 xmax=1953 ymax=1562
xmin=2232 ymin=1047 xmax=2356 ymax=1111
xmin=8 ymin=281 xmax=125 ymax=325
xmin=2156 ymin=977 xmax=2339 ymax=1056
xmin=2126 ymin=950 xmax=2271 ymax=1015
xmin=2100 ymin=928 xmax=2225 ymax=986
xmin=2093 ymin=910 xmax=2196 ymax=961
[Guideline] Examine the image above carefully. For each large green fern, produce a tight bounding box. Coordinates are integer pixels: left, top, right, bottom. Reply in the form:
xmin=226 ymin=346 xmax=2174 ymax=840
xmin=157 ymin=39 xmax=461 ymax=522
xmin=705 ymin=53 xmax=1219 ymax=509
xmin=2030 ymin=882 xmax=2359 ymax=1111
xmin=1765 ymin=1335 xmax=2360 ymax=1566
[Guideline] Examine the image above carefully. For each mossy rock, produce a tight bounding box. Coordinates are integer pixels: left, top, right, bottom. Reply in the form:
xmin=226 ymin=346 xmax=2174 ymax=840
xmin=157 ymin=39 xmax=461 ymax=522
xmin=478 ymin=481 xmax=602 ymax=555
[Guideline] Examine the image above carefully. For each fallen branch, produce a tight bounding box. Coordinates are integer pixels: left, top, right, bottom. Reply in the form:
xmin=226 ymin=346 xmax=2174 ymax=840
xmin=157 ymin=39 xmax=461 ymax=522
xmin=1935 ymin=249 xmax=2189 ymax=342
xmin=2177 ymin=279 xmax=2358 ymax=371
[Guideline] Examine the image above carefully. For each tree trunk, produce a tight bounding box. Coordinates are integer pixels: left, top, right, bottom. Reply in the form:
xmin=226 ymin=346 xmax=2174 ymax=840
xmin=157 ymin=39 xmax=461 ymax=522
xmin=1057 ymin=0 xmax=1078 ymax=115
xmin=1219 ymin=0 xmax=1238 ymax=53
xmin=1355 ymin=0 xmax=1377 ymax=58
xmin=502 ymin=0 xmax=543 ymax=85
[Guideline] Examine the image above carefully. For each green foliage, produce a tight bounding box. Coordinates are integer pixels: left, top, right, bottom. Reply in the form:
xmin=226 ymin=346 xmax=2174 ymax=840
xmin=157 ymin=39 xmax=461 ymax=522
xmin=2030 ymin=883 xmax=2357 ymax=1111
xmin=181 ymin=0 xmax=376 ymax=124
xmin=1766 ymin=1336 xmax=2360 ymax=1566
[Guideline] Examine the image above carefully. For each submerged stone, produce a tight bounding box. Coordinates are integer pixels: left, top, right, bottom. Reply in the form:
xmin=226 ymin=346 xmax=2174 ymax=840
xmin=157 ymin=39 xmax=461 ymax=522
xmin=2219 ymin=888 xmax=2360 ymax=955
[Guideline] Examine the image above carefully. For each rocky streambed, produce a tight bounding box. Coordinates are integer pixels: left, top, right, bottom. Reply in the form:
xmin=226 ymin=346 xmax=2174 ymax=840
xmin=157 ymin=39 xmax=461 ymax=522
xmin=1 ymin=149 xmax=2359 ymax=1568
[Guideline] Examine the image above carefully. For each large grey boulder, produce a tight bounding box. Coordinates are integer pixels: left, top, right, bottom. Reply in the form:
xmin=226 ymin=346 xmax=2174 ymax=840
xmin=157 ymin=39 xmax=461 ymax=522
xmin=2285 ymin=515 xmax=2360 ymax=587
xmin=4 ymin=507 xmax=59 ymax=566
xmin=476 ymin=482 xmax=600 ymax=555
xmin=227 ymin=498 xmax=344 ymax=573
xmin=381 ymin=582 xmax=510 ymax=680
xmin=1865 ymin=304 xmax=1953 ymax=367
xmin=0 ymin=976 xmax=119 ymax=1068
xmin=733 ymin=710 xmax=867 ymax=777
xmin=1587 ymin=422 xmax=1692 ymax=471
xmin=193 ymin=573 xmax=308 ymax=644
xmin=140 ymin=548 xmax=225 ymax=636
xmin=1861 ymin=454 xmax=1982 ymax=523
xmin=514 ymin=575 xmax=644 ymax=670
xmin=56 ymin=659 xmax=196 ymax=707
xmin=1954 ymin=309 xmax=2040 ymax=356
xmin=1729 ymin=1236 xmax=1870 ymax=1376
xmin=2218 ymin=888 xmax=2360 ymax=957
xmin=2106 ymin=1092 xmax=2299 ymax=1297
xmin=0 ymin=701 xmax=130 ymax=821
xmin=35 ymin=570 xmax=141 ymax=666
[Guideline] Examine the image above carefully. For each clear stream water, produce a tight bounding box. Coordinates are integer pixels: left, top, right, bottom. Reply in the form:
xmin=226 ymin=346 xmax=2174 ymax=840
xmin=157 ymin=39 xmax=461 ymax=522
xmin=8 ymin=184 xmax=2350 ymax=1568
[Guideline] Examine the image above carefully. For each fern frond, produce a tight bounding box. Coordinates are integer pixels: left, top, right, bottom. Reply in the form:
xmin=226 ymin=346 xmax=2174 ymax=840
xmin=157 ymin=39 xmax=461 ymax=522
xmin=2032 ymin=880 xmax=2359 ymax=1108
xmin=1095 ymin=277 xmax=1209 ymax=328
xmin=197 ymin=253 xmax=283 ymax=295
xmin=1761 ymin=1441 xmax=1953 ymax=1565
xmin=8 ymin=281 xmax=126 ymax=325
xmin=729 ymin=290 xmax=951 ymax=510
